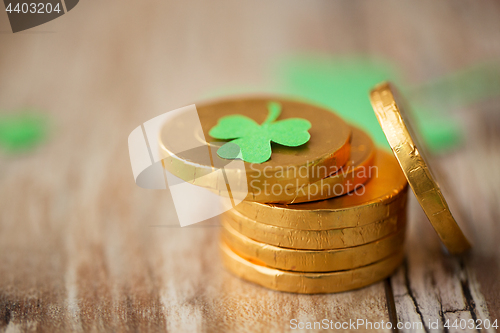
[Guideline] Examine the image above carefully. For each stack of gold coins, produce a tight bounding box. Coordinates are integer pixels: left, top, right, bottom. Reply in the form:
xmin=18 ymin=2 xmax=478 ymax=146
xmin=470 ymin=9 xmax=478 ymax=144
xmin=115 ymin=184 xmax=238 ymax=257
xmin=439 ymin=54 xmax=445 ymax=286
xmin=159 ymin=97 xmax=409 ymax=294
xmin=219 ymin=148 xmax=408 ymax=293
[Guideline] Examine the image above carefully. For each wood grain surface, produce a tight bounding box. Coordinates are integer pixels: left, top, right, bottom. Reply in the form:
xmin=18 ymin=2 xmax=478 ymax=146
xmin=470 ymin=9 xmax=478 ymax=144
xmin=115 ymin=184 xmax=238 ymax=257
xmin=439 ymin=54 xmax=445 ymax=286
xmin=1 ymin=1 xmax=500 ymax=332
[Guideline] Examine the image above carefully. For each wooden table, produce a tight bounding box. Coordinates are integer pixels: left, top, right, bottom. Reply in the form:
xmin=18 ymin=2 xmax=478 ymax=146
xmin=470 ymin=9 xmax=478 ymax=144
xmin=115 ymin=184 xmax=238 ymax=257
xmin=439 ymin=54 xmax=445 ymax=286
xmin=1 ymin=1 xmax=499 ymax=332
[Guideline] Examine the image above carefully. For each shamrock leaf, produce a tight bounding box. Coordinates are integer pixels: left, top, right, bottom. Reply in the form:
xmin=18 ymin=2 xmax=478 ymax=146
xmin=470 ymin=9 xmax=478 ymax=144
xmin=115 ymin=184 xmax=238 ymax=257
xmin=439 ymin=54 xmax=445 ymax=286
xmin=209 ymin=102 xmax=311 ymax=163
xmin=0 ymin=111 xmax=49 ymax=153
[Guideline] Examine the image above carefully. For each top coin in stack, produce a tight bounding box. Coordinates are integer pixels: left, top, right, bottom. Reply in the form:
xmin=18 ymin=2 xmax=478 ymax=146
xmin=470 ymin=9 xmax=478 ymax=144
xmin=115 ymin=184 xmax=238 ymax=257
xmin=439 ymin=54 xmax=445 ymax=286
xmin=158 ymin=97 xmax=352 ymax=203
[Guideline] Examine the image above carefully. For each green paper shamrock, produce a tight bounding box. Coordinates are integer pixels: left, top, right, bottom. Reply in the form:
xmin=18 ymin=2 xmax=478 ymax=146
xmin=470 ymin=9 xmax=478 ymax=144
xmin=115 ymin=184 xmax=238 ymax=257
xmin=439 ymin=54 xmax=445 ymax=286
xmin=209 ymin=102 xmax=311 ymax=163
xmin=0 ymin=111 xmax=49 ymax=153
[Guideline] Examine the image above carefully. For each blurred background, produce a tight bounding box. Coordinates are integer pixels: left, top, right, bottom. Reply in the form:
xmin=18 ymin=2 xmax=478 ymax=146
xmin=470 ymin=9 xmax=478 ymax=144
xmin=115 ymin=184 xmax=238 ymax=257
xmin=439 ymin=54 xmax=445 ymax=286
xmin=1 ymin=1 xmax=500 ymax=332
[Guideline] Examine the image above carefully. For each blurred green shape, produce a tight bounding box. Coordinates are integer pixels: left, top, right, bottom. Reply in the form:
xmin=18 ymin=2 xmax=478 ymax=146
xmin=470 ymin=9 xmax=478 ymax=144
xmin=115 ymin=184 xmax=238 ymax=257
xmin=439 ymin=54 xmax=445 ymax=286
xmin=276 ymin=55 xmax=399 ymax=148
xmin=276 ymin=54 xmax=465 ymax=153
xmin=0 ymin=111 xmax=49 ymax=153
xmin=411 ymin=105 xmax=463 ymax=153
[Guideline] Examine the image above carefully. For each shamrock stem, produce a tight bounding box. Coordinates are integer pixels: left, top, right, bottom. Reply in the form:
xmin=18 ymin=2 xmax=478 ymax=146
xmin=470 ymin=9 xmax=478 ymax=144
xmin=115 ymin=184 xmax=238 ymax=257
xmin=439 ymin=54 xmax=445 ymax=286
xmin=263 ymin=102 xmax=281 ymax=125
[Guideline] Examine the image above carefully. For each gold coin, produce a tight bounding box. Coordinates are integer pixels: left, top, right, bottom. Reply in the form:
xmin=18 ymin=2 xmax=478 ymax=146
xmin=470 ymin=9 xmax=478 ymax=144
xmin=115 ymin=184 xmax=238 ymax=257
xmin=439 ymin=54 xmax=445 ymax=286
xmin=159 ymin=97 xmax=352 ymax=195
xmin=217 ymin=126 xmax=375 ymax=204
xmin=234 ymin=149 xmax=408 ymax=230
xmin=220 ymin=242 xmax=404 ymax=294
xmin=222 ymin=204 xmax=407 ymax=249
xmin=221 ymin=220 xmax=405 ymax=272
xmin=370 ymin=82 xmax=471 ymax=254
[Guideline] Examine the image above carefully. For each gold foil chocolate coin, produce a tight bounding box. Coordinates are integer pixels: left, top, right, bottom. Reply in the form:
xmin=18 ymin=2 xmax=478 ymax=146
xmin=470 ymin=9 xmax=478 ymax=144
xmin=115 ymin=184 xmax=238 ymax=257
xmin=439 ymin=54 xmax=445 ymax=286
xmin=221 ymin=220 xmax=405 ymax=272
xmin=234 ymin=149 xmax=408 ymax=230
xmin=220 ymin=242 xmax=404 ymax=294
xmin=159 ymin=97 xmax=352 ymax=200
xmin=222 ymin=206 xmax=407 ymax=250
xmin=370 ymin=82 xmax=471 ymax=254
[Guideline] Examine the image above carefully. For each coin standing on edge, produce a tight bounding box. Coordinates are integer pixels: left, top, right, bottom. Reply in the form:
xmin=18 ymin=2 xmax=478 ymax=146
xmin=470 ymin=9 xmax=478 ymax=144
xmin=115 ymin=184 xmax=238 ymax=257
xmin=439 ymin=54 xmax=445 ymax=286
xmin=370 ymin=82 xmax=471 ymax=254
